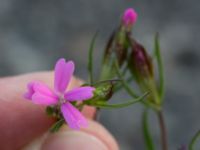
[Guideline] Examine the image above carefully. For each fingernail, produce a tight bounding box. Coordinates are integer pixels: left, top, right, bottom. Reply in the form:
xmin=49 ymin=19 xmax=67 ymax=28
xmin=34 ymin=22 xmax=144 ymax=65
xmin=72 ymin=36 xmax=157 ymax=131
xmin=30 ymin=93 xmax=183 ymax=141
xmin=42 ymin=131 xmax=108 ymax=150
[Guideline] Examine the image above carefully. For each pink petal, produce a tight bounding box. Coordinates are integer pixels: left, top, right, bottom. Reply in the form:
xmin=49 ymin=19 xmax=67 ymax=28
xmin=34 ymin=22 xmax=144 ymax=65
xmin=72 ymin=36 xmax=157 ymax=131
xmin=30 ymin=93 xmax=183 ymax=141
xmin=61 ymin=103 xmax=88 ymax=129
xmin=64 ymin=86 xmax=95 ymax=101
xmin=32 ymin=92 xmax=58 ymax=105
xmin=33 ymin=82 xmax=57 ymax=98
xmin=24 ymin=82 xmax=36 ymax=100
xmin=32 ymin=82 xmax=58 ymax=105
xmin=24 ymin=82 xmax=58 ymax=105
xmin=54 ymin=58 xmax=75 ymax=94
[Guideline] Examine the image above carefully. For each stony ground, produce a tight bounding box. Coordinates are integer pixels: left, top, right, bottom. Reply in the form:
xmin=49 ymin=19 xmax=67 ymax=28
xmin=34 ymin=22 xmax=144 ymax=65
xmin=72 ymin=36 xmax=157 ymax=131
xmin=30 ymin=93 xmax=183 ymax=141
xmin=0 ymin=0 xmax=200 ymax=149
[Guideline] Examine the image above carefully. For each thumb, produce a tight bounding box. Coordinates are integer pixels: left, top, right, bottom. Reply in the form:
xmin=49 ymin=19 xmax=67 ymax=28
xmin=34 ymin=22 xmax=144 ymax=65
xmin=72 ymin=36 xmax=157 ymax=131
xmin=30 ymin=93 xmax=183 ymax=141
xmin=41 ymin=120 xmax=119 ymax=150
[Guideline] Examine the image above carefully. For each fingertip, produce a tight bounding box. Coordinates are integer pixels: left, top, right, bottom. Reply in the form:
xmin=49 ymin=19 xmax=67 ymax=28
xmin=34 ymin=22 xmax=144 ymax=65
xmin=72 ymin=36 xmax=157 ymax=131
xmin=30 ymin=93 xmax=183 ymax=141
xmin=82 ymin=120 xmax=119 ymax=150
xmin=41 ymin=120 xmax=119 ymax=150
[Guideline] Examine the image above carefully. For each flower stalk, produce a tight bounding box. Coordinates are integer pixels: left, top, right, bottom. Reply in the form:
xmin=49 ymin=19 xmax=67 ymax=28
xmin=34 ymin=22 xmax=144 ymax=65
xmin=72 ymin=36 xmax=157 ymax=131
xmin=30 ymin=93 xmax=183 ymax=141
xmin=157 ymin=111 xmax=168 ymax=150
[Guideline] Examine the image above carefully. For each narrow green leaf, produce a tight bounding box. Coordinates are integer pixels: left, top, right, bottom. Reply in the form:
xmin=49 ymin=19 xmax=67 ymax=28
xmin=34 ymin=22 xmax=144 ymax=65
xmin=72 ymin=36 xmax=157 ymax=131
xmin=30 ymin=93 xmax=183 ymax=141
xmin=88 ymin=31 xmax=98 ymax=84
xmin=103 ymin=31 xmax=116 ymax=63
xmin=189 ymin=130 xmax=200 ymax=150
xmin=50 ymin=119 xmax=65 ymax=133
xmin=154 ymin=33 xmax=165 ymax=100
xmin=93 ymin=79 xmax=121 ymax=86
xmin=142 ymin=109 xmax=155 ymax=150
xmin=121 ymin=63 xmax=129 ymax=76
xmin=114 ymin=76 xmax=132 ymax=92
xmin=90 ymin=92 xmax=148 ymax=109
xmin=114 ymin=61 xmax=138 ymax=98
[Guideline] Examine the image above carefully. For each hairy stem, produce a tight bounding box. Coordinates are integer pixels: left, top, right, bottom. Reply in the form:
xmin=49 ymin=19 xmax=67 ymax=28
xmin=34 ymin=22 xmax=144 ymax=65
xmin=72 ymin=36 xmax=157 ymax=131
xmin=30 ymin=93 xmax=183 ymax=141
xmin=157 ymin=111 xmax=168 ymax=150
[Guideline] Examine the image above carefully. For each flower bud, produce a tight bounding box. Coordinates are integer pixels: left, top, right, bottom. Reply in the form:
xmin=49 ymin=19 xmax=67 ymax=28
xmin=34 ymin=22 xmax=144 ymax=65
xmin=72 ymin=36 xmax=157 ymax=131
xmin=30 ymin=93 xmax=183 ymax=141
xmin=115 ymin=30 xmax=129 ymax=66
xmin=122 ymin=8 xmax=137 ymax=30
xmin=128 ymin=40 xmax=161 ymax=107
xmin=101 ymin=30 xmax=128 ymax=79
xmin=103 ymin=29 xmax=128 ymax=67
xmin=129 ymin=40 xmax=153 ymax=81
xmin=101 ymin=8 xmax=137 ymax=79
xmin=86 ymin=82 xmax=114 ymax=102
xmin=94 ymin=82 xmax=113 ymax=101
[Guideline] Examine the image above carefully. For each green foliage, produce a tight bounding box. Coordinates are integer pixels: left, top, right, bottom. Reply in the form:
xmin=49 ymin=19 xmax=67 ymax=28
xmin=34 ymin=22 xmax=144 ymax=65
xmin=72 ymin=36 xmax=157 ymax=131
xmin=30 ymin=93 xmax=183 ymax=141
xmin=189 ymin=130 xmax=200 ymax=150
xmin=142 ymin=109 xmax=155 ymax=150
xmin=154 ymin=33 xmax=165 ymax=101
xmin=50 ymin=119 xmax=65 ymax=133
xmin=86 ymin=92 xmax=148 ymax=109
xmin=88 ymin=31 xmax=98 ymax=84
xmin=114 ymin=61 xmax=138 ymax=98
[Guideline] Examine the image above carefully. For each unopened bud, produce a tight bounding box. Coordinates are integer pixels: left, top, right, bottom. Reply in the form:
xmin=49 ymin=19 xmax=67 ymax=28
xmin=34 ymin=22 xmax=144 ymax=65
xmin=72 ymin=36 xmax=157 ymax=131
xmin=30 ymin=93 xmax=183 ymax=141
xmin=94 ymin=82 xmax=113 ymax=101
xmin=122 ymin=8 xmax=137 ymax=30
xmin=128 ymin=40 xmax=161 ymax=107
xmin=129 ymin=41 xmax=153 ymax=80
xmin=115 ymin=30 xmax=129 ymax=66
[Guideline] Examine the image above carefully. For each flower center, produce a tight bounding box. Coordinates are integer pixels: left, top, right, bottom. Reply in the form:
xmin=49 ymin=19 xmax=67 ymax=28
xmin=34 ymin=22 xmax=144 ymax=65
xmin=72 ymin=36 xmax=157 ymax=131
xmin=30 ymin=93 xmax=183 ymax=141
xmin=58 ymin=95 xmax=66 ymax=105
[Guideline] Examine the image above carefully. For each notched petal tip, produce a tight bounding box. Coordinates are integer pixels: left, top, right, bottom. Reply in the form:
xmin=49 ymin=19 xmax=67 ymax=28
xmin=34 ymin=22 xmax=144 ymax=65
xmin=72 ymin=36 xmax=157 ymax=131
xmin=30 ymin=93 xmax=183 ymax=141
xmin=54 ymin=58 xmax=75 ymax=94
xmin=24 ymin=81 xmax=58 ymax=105
xmin=24 ymin=81 xmax=37 ymax=100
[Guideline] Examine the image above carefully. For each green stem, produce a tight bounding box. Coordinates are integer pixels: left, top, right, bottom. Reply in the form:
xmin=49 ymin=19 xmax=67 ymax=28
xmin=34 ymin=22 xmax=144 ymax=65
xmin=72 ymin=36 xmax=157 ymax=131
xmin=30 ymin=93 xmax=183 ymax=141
xmin=114 ymin=62 xmax=138 ymax=98
xmin=121 ymin=63 xmax=128 ymax=76
xmin=114 ymin=76 xmax=132 ymax=92
xmin=88 ymin=92 xmax=148 ymax=109
xmin=142 ymin=109 xmax=155 ymax=150
xmin=189 ymin=130 xmax=200 ymax=150
xmin=154 ymin=33 xmax=165 ymax=101
xmin=157 ymin=111 xmax=168 ymax=150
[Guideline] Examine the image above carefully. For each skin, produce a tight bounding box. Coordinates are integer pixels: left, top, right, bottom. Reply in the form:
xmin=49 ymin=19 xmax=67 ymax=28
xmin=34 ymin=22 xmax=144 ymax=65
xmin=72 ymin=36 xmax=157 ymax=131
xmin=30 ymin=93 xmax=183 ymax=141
xmin=0 ymin=72 xmax=119 ymax=150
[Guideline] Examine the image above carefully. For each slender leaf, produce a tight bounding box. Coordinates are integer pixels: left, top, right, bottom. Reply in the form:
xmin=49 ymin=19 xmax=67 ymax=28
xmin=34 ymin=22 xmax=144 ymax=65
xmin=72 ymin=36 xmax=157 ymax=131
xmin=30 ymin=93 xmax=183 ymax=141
xmin=103 ymin=30 xmax=116 ymax=63
xmin=90 ymin=92 xmax=148 ymax=109
xmin=189 ymin=130 xmax=200 ymax=150
xmin=114 ymin=61 xmax=138 ymax=98
xmin=114 ymin=76 xmax=132 ymax=92
xmin=93 ymin=79 xmax=121 ymax=86
xmin=142 ymin=109 xmax=155 ymax=150
xmin=154 ymin=33 xmax=165 ymax=100
xmin=50 ymin=119 xmax=65 ymax=133
xmin=88 ymin=31 xmax=98 ymax=84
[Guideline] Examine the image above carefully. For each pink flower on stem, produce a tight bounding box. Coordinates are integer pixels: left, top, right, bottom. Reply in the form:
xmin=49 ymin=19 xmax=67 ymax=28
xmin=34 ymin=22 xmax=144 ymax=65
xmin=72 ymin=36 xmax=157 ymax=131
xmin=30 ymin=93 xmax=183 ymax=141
xmin=122 ymin=8 xmax=137 ymax=27
xmin=24 ymin=58 xmax=95 ymax=129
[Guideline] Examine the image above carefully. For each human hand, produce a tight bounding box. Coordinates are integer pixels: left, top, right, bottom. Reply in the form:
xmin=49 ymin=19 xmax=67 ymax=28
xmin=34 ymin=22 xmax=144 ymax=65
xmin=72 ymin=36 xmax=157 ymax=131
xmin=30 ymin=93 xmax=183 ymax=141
xmin=0 ymin=72 xmax=119 ymax=150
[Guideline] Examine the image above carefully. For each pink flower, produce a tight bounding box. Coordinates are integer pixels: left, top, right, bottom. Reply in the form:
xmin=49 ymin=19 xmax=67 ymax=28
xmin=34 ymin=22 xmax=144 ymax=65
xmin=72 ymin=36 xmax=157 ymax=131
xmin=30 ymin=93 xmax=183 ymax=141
xmin=122 ymin=8 xmax=137 ymax=27
xmin=24 ymin=58 xmax=95 ymax=129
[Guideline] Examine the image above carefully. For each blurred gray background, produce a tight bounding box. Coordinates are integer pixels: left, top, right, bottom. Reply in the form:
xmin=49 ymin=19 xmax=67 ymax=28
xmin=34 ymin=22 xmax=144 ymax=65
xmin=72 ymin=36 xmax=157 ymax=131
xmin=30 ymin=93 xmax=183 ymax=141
xmin=0 ymin=0 xmax=200 ymax=149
